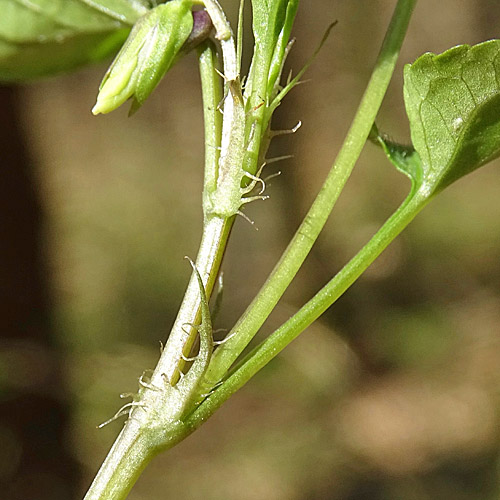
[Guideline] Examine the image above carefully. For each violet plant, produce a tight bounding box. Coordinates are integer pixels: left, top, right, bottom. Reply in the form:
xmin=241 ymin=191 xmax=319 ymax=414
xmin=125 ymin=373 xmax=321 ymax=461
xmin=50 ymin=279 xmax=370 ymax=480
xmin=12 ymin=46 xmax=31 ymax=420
xmin=2 ymin=0 xmax=500 ymax=498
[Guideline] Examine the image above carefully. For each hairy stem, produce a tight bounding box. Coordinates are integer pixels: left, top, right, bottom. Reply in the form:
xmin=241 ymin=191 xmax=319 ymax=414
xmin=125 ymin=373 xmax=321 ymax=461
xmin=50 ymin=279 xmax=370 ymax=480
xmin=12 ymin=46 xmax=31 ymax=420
xmin=152 ymin=215 xmax=233 ymax=386
xmin=151 ymin=1 xmax=239 ymax=386
xmin=84 ymin=28 xmax=235 ymax=500
xmin=205 ymin=0 xmax=418 ymax=383
xmin=84 ymin=1 xmax=418 ymax=497
xmin=86 ymin=189 xmax=427 ymax=500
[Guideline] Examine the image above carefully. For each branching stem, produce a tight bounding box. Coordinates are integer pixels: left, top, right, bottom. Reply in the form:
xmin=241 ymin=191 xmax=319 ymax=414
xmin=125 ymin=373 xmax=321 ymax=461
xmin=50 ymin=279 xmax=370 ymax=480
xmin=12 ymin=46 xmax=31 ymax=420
xmin=185 ymin=193 xmax=428 ymax=428
xmin=84 ymin=1 xmax=418 ymax=498
xmin=205 ymin=0 xmax=418 ymax=385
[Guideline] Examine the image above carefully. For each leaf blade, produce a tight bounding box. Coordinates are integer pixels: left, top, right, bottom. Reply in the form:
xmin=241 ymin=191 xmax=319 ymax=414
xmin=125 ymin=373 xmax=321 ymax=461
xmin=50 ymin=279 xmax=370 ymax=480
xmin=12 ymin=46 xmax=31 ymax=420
xmin=0 ymin=0 xmax=149 ymax=81
xmin=403 ymin=40 xmax=500 ymax=196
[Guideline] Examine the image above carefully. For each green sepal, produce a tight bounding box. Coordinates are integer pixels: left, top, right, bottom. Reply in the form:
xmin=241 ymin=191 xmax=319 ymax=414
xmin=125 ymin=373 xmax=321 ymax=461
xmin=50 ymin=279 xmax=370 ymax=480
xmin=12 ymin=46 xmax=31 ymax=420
xmin=92 ymin=0 xmax=194 ymax=115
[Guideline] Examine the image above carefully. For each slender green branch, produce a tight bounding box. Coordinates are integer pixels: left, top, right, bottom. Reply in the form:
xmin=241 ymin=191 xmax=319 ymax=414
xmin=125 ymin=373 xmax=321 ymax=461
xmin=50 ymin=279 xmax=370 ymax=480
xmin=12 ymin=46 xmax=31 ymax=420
xmin=85 ymin=2 xmax=420 ymax=498
xmin=186 ymin=191 xmax=428 ymax=429
xmin=84 ymin=223 xmax=232 ymax=500
xmin=236 ymin=0 xmax=245 ymax=71
xmin=198 ymin=41 xmax=223 ymax=202
xmin=205 ymin=0 xmax=418 ymax=383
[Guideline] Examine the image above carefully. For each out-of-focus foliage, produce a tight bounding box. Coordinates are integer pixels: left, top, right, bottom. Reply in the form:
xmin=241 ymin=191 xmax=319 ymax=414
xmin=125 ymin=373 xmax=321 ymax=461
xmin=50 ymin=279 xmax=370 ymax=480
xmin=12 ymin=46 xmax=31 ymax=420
xmin=1 ymin=0 xmax=499 ymax=499
xmin=0 ymin=0 xmax=149 ymax=80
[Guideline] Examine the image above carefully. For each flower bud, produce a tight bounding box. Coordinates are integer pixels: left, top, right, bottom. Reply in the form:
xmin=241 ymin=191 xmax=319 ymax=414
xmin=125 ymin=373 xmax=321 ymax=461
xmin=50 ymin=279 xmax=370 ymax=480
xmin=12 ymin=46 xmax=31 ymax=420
xmin=93 ymin=1 xmax=197 ymax=115
xmin=180 ymin=10 xmax=214 ymax=54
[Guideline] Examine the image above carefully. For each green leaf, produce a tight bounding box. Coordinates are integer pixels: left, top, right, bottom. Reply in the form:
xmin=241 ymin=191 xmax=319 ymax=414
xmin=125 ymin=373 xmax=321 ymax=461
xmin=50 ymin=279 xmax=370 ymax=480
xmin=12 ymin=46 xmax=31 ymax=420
xmin=0 ymin=0 xmax=150 ymax=81
xmin=403 ymin=40 xmax=500 ymax=197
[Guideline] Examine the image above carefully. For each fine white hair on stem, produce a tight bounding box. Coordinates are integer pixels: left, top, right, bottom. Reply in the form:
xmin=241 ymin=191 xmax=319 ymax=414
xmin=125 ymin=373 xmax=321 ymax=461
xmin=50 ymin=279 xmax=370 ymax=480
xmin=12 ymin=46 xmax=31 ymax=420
xmin=181 ymin=352 xmax=199 ymax=362
xmin=242 ymin=170 xmax=266 ymax=195
xmin=138 ymin=374 xmax=160 ymax=392
xmin=270 ymin=121 xmax=302 ymax=137
xmin=236 ymin=209 xmax=256 ymax=227
xmin=97 ymin=402 xmax=146 ymax=429
xmin=213 ymin=330 xmax=238 ymax=346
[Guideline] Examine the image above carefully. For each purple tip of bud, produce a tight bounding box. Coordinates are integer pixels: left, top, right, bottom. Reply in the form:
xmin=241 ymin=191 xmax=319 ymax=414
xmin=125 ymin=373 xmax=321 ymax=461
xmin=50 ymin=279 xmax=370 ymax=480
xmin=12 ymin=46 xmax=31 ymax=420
xmin=182 ymin=10 xmax=214 ymax=52
xmin=192 ymin=10 xmax=213 ymax=38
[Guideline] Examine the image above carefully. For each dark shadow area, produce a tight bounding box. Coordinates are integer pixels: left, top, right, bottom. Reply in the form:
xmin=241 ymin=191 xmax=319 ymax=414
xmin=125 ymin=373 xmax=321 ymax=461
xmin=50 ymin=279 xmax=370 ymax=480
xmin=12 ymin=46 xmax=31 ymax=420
xmin=0 ymin=86 xmax=79 ymax=499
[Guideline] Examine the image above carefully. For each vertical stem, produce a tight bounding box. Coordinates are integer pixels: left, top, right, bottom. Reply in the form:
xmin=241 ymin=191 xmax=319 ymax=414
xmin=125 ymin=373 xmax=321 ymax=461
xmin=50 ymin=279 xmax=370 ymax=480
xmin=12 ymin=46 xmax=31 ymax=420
xmin=150 ymin=3 xmax=239 ymax=386
xmin=150 ymin=215 xmax=233 ymax=387
xmin=199 ymin=41 xmax=223 ymax=196
xmin=206 ymin=0 xmax=418 ymax=383
xmin=84 ymin=420 xmax=154 ymax=500
xmin=84 ymin=30 xmax=236 ymax=500
xmin=203 ymin=0 xmax=238 ymax=81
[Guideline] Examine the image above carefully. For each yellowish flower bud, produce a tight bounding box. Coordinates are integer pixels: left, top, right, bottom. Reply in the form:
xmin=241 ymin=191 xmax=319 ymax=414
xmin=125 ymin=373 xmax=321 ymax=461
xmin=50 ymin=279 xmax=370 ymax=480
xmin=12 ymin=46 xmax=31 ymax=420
xmin=92 ymin=1 xmax=195 ymax=115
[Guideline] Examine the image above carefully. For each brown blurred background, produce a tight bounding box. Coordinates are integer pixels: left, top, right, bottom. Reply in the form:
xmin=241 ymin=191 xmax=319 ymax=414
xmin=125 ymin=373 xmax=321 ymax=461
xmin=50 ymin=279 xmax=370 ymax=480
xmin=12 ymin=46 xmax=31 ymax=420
xmin=1 ymin=1 xmax=500 ymax=498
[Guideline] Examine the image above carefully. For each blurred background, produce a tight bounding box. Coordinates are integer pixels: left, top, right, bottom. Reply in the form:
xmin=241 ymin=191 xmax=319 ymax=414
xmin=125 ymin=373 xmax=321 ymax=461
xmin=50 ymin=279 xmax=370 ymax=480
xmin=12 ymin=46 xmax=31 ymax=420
xmin=1 ymin=0 xmax=500 ymax=498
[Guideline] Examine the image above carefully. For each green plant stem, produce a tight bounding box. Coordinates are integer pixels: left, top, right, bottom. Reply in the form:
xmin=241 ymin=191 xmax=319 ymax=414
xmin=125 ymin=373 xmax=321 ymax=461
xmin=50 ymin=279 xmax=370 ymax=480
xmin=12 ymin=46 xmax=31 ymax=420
xmin=86 ymin=193 xmax=427 ymax=500
xmin=205 ymin=0 xmax=418 ymax=383
xmin=85 ymin=190 xmax=427 ymax=497
xmin=83 ymin=222 xmax=231 ymax=500
xmin=84 ymin=2 xmax=417 ymax=497
xmin=84 ymin=420 xmax=156 ymax=500
xmin=199 ymin=40 xmax=222 ymax=196
xmin=84 ymin=34 xmax=232 ymax=500
xmin=186 ymin=191 xmax=428 ymax=429
xmin=153 ymin=216 xmax=233 ymax=384
xmin=203 ymin=0 xmax=237 ymax=80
